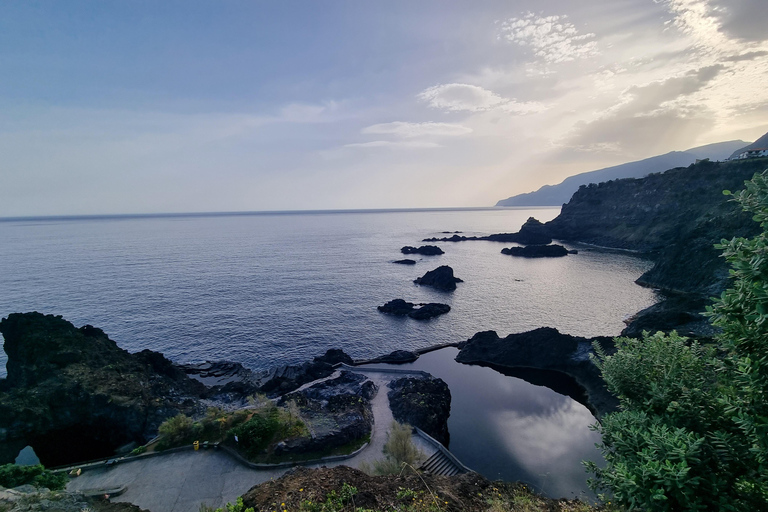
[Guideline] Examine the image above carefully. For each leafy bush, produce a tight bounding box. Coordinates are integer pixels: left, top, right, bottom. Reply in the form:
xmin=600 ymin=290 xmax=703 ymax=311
xmin=0 ymin=463 xmax=67 ymax=490
xmin=130 ymin=445 xmax=147 ymax=456
xmin=587 ymin=170 xmax=768 ymax=510
xmin=229 ymin=408 xmax=282 ymax=459
xmin=156 ymin=413 xmax=201 ymax=450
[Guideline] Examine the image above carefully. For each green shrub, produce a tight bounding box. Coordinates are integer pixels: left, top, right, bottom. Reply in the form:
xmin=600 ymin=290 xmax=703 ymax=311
xmin=228 ymin=409 xmax=281 ymax=459
xmin=0 ymin=463 xmax=67 ymax=490
xmin=199 ymin=496 xmax=254 ymax=512
xmin=587 ymin=170 xmax=768 ymax=510
xmin=157 ymin=413 xmax=201 ymax=450
xmin=130 ymin=445 xmax=147 ymax=456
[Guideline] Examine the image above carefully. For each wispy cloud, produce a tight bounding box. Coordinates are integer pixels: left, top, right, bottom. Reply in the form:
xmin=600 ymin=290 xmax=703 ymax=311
xmin=418 ymin=83 xmax=544 ymax=114
xmin=499 ymin=12 xmax=598 ymax=64
xmin=361 ymin=121 xmax=472 ymax=138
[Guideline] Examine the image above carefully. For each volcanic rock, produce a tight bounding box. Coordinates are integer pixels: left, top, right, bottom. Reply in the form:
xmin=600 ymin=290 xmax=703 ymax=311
xmin=0 ymin=312 xmax=207 ymax=466
xmin=500 ymin=244 xmax=570 ymax=258
xmin=377 ymin=300 xmax=450 ymax=320
xmin=273 ymin=371 xmax=376 ymax=455
xmin=422 ymin=219 xmax=552 ymax=245
xmin=254 ymin=349 xmax=354 ymax=397
xmin=365 ymin=350 xmax=420 ymax=364
xmin=413 ymin=266 xmax=463 ymax=291
xmin=393 ymin=259 xmax=417 ymax=265
xmin=388 ymin=376 xmax=451 ymax=446
xmin=401 ymin=245 xmax=444 ymax=256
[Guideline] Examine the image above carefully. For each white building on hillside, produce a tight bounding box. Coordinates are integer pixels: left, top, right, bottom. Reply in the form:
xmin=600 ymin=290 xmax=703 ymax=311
xmin=731 ymin=148 xmax=768 ymax=160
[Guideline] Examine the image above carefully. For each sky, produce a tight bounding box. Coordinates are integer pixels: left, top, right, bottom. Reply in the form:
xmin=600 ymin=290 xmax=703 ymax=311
xmin=1 ymin=0 xmax=767 ymax=216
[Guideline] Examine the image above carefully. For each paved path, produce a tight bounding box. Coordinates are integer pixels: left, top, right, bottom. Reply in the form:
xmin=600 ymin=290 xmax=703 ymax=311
xmin=67 ymin=369 xmax=438 ymax=512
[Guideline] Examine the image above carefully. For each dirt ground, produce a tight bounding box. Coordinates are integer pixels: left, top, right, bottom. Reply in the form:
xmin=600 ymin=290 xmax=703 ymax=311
xmin=240 ymin=466 xmax=604 ymax=512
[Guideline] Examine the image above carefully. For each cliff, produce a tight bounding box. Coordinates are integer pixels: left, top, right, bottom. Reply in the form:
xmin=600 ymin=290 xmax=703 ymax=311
xmin=496 ymin=140 xmax=749 ymax=207
xmin=540 ymin=158 xmax=768 ymax=296
xmin=0 ymin=312 xmax=207 ymax=466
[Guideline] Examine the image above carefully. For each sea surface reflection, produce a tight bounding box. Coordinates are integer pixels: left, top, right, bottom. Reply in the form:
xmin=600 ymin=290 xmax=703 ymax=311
xmin=377 ymin=347 xmax=602 ymax=499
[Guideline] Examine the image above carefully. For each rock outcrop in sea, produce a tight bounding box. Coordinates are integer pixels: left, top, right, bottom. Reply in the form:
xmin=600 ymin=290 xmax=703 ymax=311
xmin=400 ymin=245 xmax=444 ymax=256
xmin=422 ymin=218 xmax=552 ymax=245
xmin=500 ymin=244 xmax=572 ymax=258
xmin=377 ymin=299 xmax=451 ymax=320
xmin=413 ymin=265 xmax=463 ymax=291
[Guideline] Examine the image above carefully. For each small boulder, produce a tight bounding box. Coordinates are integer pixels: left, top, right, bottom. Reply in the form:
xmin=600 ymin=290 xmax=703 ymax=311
xmin=393 ymin=259 xmax=417 ymax=265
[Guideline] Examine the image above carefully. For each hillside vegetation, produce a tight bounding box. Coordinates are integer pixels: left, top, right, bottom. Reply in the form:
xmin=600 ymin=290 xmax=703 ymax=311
xmin=542 ymin=158 xmax=768 ymax=295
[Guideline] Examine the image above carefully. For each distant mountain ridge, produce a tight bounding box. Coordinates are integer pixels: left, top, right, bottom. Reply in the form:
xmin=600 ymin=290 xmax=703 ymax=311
xmin=496 ymin=140 xmax=750 ymax=207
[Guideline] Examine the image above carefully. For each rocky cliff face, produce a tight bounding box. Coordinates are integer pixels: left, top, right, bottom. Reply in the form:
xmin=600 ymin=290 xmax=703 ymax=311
xmin=541 ymin=158 xmax=768 ymax=295
xmin=0 ymin=312 xmax=206 ymax=466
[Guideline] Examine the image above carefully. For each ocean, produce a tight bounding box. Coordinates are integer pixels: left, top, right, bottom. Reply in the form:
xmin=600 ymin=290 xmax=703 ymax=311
xmin=0 ymin=207 xmax=658 ymax=497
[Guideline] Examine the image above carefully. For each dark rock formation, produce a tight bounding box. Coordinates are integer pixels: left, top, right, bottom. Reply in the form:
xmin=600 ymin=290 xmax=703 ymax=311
xmin=388 ymin=376 xmax=451 ymax=446
xmin=377 ymin=299 xmax=450 ymax=320
xmin=0 ymin=312 xmax=207 ymax=466
xmin=456 ymin=328 xmax=617 ymax=417
xmin=413 ymin=266 xmax=463 ymax=291
xmin=422 ymin=219 xmax=552 ymax=245
xmin=377 ymin=299 xmax=415 ymax=316
xmin=408 ymin=303 xmax=451 ymax=320
xmin=621 ymin=294 xmax=717 ymax=340
xmin=400 ymin=245 xmax=444 ymax=256
xmin=181 ymin=349 xmax=355 ymax=401
xmin=393 ymin=259 xmax=417 ymax=265
xmin=501 ymin=244 xmax=570 ymax=258
xmin=254 ymin=349 xmax=354 ymax=398
xmin=365 ymin=350 xmax=420 ymax=364
xmin=273 ymin=371 xmax=376 ymax=456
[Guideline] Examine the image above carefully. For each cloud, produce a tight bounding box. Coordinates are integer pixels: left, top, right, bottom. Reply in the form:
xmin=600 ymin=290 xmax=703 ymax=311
xmin=499 ymin=12 xmax=598 ymax=64
xmin=711 ymin=0 xmax=768 ymax=42
xmin=721 ymin=51 xmax=768 ymax=62
xmin=361 ymin=121 xmax=472 ymax=138
xmin=418 ymin=83 xmax=544 ymax=114
xmin=342 ymin=140 xmax=441 ymax=150
xmin=565 ymin=65 xmax=724 ymax=155
xmin=614 ymin=65 xmax=724 ymax=114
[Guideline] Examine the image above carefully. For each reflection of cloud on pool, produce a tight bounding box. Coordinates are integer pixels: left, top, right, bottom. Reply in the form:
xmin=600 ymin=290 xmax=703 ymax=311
xmin=491 ymin=399 xmax=602 ymax=497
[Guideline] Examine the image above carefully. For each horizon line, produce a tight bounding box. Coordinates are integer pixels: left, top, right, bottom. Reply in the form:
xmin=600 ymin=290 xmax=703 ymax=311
xmin=0 ymin=205 xmax=560 ymax=223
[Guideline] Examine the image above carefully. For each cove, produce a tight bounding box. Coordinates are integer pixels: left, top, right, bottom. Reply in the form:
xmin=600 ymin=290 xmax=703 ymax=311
xmin=374 ymin=347 xmax=603 ymax=499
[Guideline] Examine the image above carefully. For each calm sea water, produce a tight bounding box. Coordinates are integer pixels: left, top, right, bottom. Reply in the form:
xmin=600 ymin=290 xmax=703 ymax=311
xmin=0 ymin=208 xmax=658 ymax=496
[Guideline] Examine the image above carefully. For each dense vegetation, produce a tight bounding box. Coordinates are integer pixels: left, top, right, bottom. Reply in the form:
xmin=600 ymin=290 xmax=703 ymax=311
xmin=0 ymin=463 xmax=67 ymax=490
xmin=587 ymin=170 xmax=768 ymax=510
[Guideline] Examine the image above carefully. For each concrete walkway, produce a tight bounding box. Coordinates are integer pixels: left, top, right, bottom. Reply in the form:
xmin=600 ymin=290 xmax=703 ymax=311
xmin=67 ymin=368 xmax=439 ymax=512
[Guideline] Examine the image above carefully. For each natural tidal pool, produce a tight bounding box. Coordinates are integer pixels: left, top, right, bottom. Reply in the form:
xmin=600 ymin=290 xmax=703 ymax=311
xmin=377 ymin=347 xmax=603 ymax=499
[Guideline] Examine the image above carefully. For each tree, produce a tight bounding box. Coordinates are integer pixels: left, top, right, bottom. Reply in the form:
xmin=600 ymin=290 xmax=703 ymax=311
xmin=587 ymin=170 xmax=768 ymax=510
